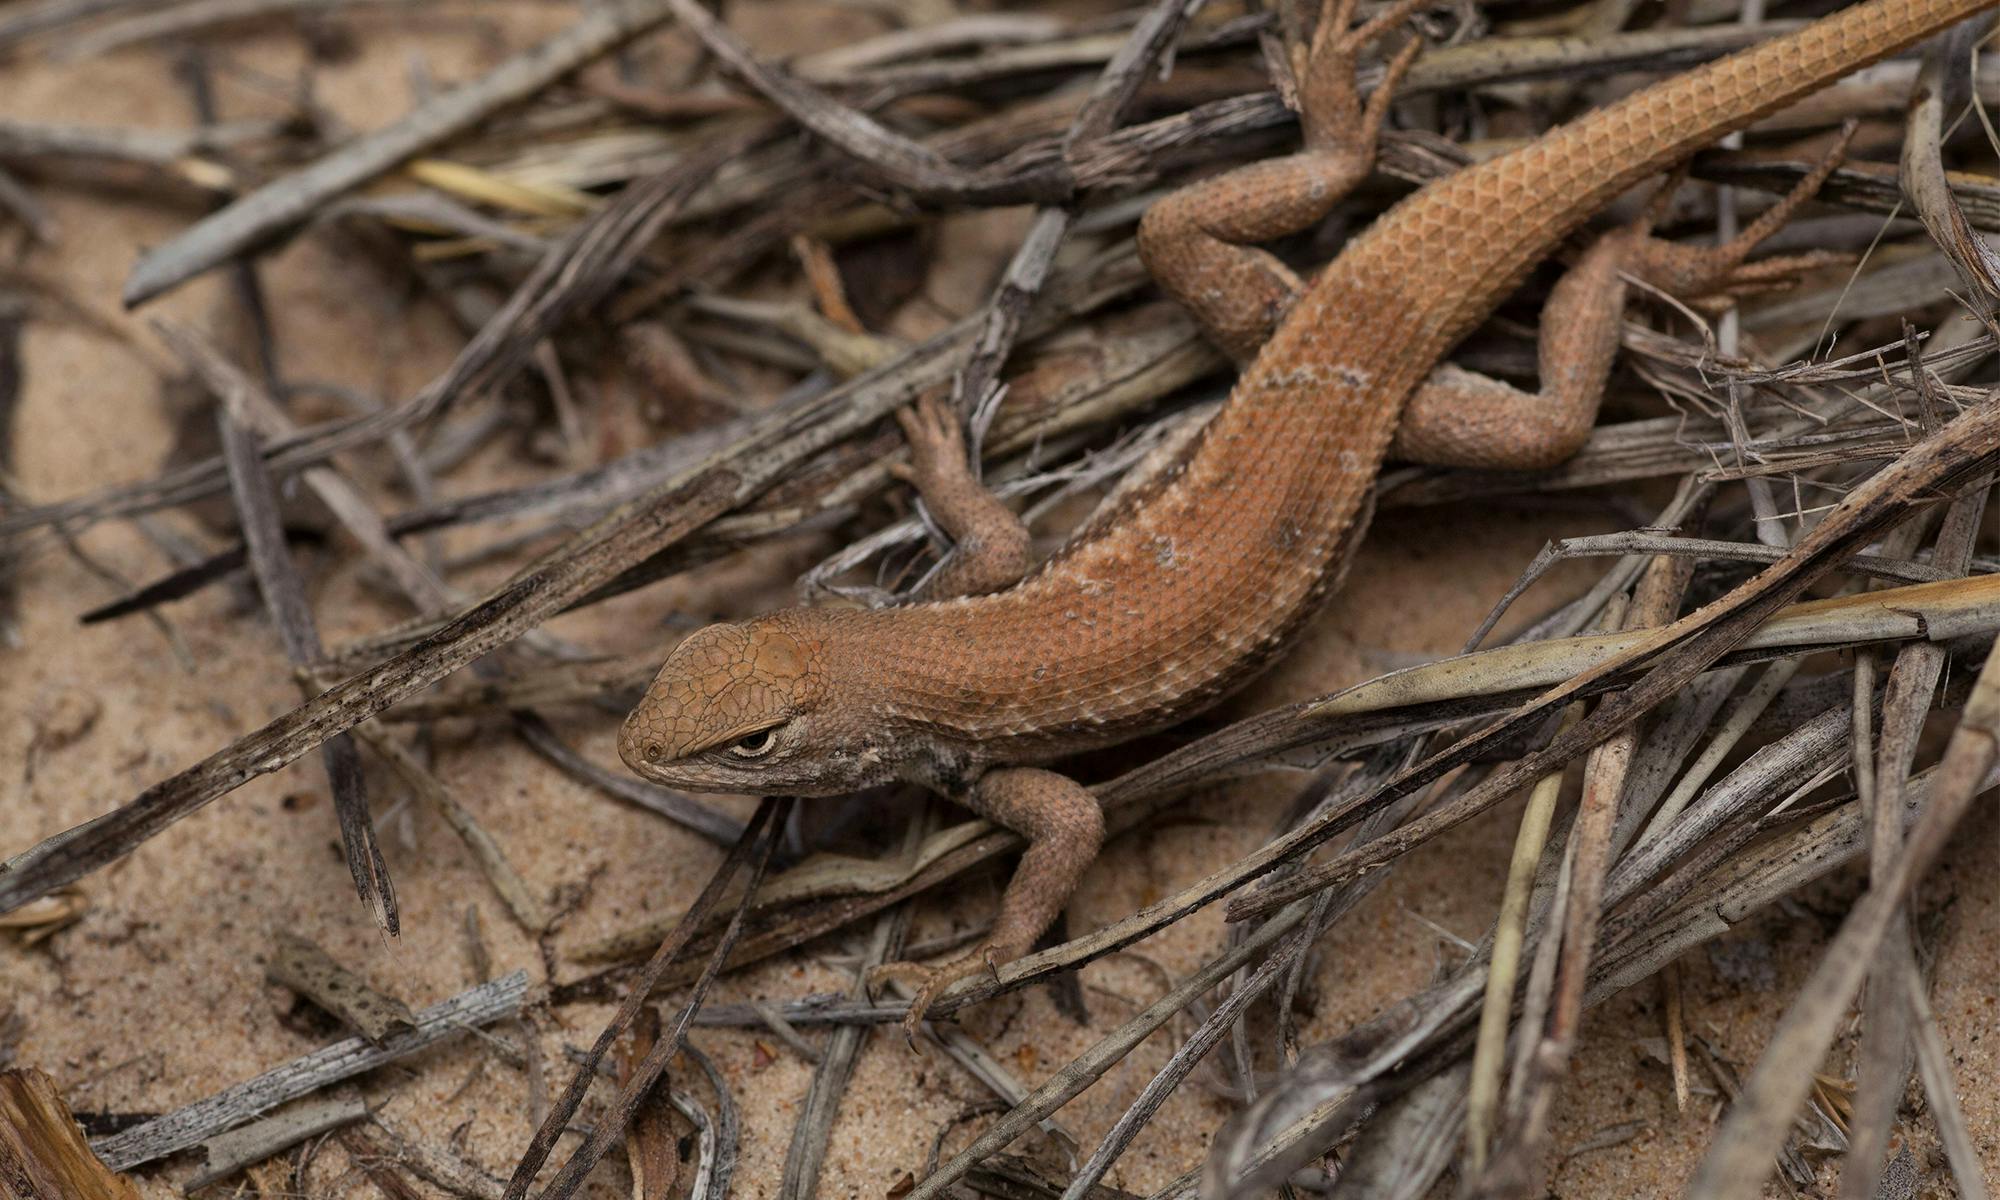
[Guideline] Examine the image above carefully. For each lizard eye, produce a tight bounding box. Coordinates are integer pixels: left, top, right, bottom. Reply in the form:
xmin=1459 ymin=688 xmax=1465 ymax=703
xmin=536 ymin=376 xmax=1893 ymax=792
xmin=728 ymin=728 xmax=779 ymax=759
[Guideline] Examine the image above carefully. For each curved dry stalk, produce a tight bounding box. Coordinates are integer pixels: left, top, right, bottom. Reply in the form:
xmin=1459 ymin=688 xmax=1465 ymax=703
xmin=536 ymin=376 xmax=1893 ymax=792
xmin=1463 ymin=706 xmax=1578 ymax=1170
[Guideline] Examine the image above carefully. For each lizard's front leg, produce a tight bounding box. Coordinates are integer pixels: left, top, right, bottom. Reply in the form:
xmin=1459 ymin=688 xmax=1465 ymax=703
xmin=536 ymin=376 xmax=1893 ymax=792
xmin=893 ymin=390 xmax=1033 ymax=599
xmin=870 ymin=767 xmax=1104 ymax=1036
xmin=1137 ymin=0 xmax=1425 ymax=360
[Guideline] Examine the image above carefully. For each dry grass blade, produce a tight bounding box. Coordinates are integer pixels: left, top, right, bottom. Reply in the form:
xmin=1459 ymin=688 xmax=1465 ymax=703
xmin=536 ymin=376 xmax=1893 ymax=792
xmin=121 ymin=0 xmax=693 ymax=306
xmin=1851 ymin=484 xmax=1992 ymax=1200
xmin=678 ymin=1044 xmax=742 ymax=1200
xmin=1476 ymin=555 xmax=1692 ymax=1195
xmin=55 ymin=0 xmax=415 ymax=59
xmin=267 ymin=931 xmax=416 ymax=1045
xmin=1690 ymin=634 xmax=2000 ymax=1198
xmin=1603 ymin=696 xmax=1858 ymax=923
xmin=4 ymin=133 xmax=756 ymax=541
xmin=656 ymin=0 xmax=1063 ymax=206
xmin=0 ymin=116 xmax=255 ymax=183
xmin=904 ymin=901 xmax=1311 ymax=1200
xmin=777 ymin=836 xmax=913 ymax=1200
xmin=0 ymin=292 xmax=22 ymax=649
xmin=1901 ymin=956 xmax=1993 ymax=1200
xmin=1464 ymin=705 xmax=1578 ymax=1171
xmin=1203 ymin=736 xmax=1994 ymax=1199
xmin=366 ymin=1116 xmax=510 ymax=1200
xmin=353 ymin=724 xmax=553 ymax=932
xmin=157 ymin=319 xmax=455 ymax=615
xmin=1052 ymin=757 xmax=1423 ymax=1200
xmin=1840 ymin=346 xmax=1988 ymax=1198
xmin=513 ymin=712 xmax=747 ymax=848
xmin=342 ymin=1123 xmax=428 ymax=1198
xmin=210 ymin=312 xmax=398 ymax=933
xmin=0 ymin=0 xmax=152 ymax=50
xmin=1337 ymin=1064 xmax=1469 ymax=1200
xmin=1230 ymin=386 xmax=2000 ymax=924
xmin=0 ymin=166 xmax=54 ymax=243
xmin=91 ymin=971 xmax=527 ymax=1170
xmin=618 ymin=1010 xmax=681 ymax=1200
xmin=947 ymin=0 xmax=1204 ymax=436
xmin=1059 ymin=921 xmax=1314 ymax=1200
xmin=180 ymin=1092 xmax=367 ymax=1193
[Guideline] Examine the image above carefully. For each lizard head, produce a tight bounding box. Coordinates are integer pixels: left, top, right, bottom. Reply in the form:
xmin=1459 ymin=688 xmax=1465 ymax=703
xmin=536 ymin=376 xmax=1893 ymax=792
xmin=619 ymin=614 xmax=869 ymax=795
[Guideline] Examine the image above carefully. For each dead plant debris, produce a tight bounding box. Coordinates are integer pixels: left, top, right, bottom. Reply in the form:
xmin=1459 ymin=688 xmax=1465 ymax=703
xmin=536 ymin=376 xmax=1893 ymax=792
xmin=0 ymin=1 xmax=1996 ymax=1199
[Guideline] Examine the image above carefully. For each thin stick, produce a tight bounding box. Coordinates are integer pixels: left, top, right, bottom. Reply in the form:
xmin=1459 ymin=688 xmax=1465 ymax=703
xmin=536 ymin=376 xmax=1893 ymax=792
xmin=123 ymin=0 xmax=698 ymax=305
xmin=777 ymin=815 xmax=918 ymax=1200
xmin=1664 ymin=965 xmax=1690 ymax=1113
xmin=950 ymin=0 xmax=1206 ymax=442
xmin=502 ymin=796 xmax=790 ymax=1200
xmin=209 ymin=297 xmax=396 ymax=934
xmin=92 ymin=973 xmax=528 ymax=1169
xmin=905 ymin=902 xmax=1311 ymax=1200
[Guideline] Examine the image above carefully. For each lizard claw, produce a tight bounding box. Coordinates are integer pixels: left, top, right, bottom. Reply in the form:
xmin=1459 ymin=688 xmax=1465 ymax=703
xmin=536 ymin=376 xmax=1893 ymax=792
xmin=869 ymin=948 xmax=1001 ymax=1043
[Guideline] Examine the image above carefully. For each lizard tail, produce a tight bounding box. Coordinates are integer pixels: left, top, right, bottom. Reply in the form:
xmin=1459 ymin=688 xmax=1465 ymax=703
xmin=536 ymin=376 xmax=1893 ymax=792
xmin=1405 ymin=0 xmax=1998 ymax=341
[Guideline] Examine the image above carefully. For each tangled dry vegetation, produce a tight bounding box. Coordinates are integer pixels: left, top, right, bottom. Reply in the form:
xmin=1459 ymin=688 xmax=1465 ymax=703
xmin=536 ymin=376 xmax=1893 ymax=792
xmin=2 ymin=0 xmax=1999 ymax=1198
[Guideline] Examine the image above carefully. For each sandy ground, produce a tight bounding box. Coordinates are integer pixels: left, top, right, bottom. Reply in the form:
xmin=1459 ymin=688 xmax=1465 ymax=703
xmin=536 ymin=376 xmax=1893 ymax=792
xmin=1 ymin=4 xmax=1996 ymax=1199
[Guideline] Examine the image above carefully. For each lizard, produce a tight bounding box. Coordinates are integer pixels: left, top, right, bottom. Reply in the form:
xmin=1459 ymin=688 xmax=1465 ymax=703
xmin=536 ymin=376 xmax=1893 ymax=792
xmin=620 ymin=0 xmax=1996 ymax=1032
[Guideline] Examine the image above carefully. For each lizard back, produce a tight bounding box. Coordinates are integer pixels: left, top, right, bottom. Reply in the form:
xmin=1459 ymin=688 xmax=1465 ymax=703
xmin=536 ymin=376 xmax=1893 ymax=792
xmin=824 ymin=0 xmax=1995 ymax=757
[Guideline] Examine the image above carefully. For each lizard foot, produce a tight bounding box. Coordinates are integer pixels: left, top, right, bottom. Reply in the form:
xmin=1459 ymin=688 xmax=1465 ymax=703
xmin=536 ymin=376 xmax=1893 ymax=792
xmin=890 ymin=390 xmax=972 ymax=491
xmin=1705 ymin=249 xmax=1855 ymax=300
xmin=869 ymin=946 xmax=1004 ymax=1042
xmin=1624 ymin=123 xmax=1857 ymax=299
xmin=1293 ymin=0 xmax=1427 ymax=154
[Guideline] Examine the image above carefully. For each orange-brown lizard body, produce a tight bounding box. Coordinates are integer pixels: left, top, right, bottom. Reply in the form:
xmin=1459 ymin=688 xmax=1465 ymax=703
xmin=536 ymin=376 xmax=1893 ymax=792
xmin=622 ymin=0 xmax=1996 ymax=1025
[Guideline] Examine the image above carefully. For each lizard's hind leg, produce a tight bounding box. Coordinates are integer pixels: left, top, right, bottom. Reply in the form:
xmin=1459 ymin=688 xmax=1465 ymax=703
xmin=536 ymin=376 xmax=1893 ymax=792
xmin=1137 ymin=0 xmax=1426 ymax=361
xmin=1391 ymin=130 xmax=1853 ymax=471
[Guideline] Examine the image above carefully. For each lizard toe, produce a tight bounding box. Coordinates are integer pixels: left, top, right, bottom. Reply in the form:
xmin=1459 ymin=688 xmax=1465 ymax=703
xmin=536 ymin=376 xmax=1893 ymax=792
xmin=876 ymin=950 xmax=996 ymax=1041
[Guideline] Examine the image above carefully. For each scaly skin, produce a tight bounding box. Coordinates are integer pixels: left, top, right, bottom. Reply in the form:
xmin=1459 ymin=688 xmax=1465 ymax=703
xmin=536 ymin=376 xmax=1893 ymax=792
xmin=623 ymin=0 xmax=1997 ymax=1029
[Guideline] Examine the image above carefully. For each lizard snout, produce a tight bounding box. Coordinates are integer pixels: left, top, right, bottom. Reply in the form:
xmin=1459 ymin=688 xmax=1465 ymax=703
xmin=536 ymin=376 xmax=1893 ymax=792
xmin=617 ymin=699 xmax=672 ymax=779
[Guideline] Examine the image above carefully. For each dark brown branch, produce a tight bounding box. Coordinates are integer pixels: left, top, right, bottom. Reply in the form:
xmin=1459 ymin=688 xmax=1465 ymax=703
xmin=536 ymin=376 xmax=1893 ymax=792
xmin=502 ymin=796 xmax=792 ymax=1200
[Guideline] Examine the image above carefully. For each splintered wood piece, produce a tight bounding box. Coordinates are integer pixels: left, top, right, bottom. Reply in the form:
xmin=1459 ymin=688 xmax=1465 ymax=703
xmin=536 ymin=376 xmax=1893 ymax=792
xmin=267 ymin=931 xmax=417 ymax=1045
xmin=0 ymin=1068 xmax=140 ymax=1200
